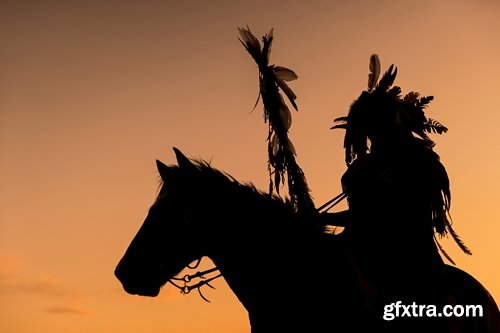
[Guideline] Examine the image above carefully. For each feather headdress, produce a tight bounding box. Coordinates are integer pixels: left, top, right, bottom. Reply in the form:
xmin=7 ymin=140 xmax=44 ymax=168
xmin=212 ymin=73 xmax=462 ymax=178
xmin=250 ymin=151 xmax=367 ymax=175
xmin=332 ymin=54 xmax=471 ymax=259
xmin=332 ymin=54 xmax=449 ymax=165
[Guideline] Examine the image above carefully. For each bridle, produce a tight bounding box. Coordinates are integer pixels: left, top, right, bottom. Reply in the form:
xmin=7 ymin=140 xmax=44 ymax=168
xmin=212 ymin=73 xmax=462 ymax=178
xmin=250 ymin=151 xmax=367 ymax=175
xmin=165 ymin=207 xmax=222 ymax=302
xmin=166 ymin=193 xmax=347 ymax=302
xmin=168 ymin=258 xmax=222 ymax=302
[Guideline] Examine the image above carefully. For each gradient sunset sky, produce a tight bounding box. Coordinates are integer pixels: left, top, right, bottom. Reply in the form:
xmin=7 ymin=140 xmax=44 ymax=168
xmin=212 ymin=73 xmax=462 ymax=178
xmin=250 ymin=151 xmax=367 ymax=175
xmin=1 ymin=1 xmax=499 ymax=332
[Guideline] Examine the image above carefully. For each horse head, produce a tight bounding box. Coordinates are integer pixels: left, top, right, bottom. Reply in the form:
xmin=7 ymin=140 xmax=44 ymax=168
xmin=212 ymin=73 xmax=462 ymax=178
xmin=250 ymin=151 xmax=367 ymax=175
xmin=115 ymin=148 xmax=211 ymax=297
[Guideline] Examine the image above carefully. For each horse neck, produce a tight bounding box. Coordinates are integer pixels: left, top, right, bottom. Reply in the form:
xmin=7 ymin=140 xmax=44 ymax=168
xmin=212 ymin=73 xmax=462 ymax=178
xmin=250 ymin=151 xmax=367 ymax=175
xmin=189 ymin=176 xmax=359 ymax=323
xmin=199 ymin=190 xmax=287 ymax=300
xmin=208 ymin=227 xmax=361 ymax=331
xmin=199 ymin=194 xmax=340 ymax=316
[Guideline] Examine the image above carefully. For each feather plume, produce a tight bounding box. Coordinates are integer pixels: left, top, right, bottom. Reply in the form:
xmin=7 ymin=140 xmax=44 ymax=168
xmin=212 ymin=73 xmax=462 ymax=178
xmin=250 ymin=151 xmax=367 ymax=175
xmin=261 ymin=29 xmax=273 ymax=66
xmin=404 ymin=91 xmax=420 ymax=103
xmin=444 ymin=217 xmax=472 ymax=255
xmin=237 ymin=26 xmax=262 ymax=64
xmin=276 ymin=78 xmax=298 ymax=111
xmin=331 ymin=116 xmax=348 ymax=129
xmin=272 ymin=66 xmax=299 ymax=81
xmin=279 ymin=103 xmax=292 ymax=130
xmin=239 ymin=26 xmax=314 ymax=212
xmin=417 ymin=95 xmax=434 ymax=109
xmin=434 ymin=236 xmax=456 ymax=265
xmin=425 ymin=118 xmax=448 ymax=134
xmin=377 ymin=64 xmax=397 ymax=92
xmin=388 ymin=86 xmax=401 ymax=97
xmin=367 ymin=54 xmax=381 ymax=92
xmin=287 ymin=137 xmax=296 ymax=155
xmin=237 ymin=26 xmax=260 ymax=50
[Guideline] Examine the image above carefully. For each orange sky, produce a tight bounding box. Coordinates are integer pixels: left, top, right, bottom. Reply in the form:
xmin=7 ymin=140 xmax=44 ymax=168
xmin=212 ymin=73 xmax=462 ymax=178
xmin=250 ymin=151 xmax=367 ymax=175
xmin=1 ymin=1 xmax=499 ymax=332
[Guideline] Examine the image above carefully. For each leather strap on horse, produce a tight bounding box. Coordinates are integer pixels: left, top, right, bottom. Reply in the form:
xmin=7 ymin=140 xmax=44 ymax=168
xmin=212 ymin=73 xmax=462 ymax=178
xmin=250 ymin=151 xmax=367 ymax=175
xmin=169 ymin=265 xmax=221 ymax=302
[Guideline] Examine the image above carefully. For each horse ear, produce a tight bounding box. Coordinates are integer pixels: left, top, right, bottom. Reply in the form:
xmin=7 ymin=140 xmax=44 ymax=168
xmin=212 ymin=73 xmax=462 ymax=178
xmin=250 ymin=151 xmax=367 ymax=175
xmin=173 ymin=147 xmax=196 ymax=171
xmin=156 ymin=159 xmax=171 ymax=181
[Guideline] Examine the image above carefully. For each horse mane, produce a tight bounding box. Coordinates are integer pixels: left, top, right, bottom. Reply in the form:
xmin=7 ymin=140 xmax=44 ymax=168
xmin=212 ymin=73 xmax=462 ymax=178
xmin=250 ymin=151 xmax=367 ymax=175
xmin=153 ymin=155 xmax=330 ymax=242
xmin=156 ymin=158 xmax=297 ymax=216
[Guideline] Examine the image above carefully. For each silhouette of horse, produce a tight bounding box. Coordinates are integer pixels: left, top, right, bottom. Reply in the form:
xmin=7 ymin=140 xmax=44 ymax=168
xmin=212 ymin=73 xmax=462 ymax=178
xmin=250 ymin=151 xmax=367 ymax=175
xmin=115 ymin=148 xmax=500 ymax=333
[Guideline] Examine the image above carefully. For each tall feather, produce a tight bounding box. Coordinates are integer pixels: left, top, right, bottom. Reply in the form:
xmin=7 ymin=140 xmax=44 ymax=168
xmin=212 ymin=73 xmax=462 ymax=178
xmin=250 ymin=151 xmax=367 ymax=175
xmin=367 ymin=54 xmax=380 ymax=92
xmin=261 ymin=28 xmax=273 ymax=66
xmin=376 ymin=64 xmax=397 ymax=92
xmin=237 ymin=26 xmax=262 ymax=65
xmin=238 ymin=26 xmax=314 ymax=213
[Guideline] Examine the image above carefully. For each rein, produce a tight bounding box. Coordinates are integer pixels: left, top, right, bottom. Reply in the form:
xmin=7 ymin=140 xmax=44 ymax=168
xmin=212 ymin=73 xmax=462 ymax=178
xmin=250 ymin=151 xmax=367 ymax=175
xmin=168 ymin=193 xmax=346 ymax=302
xmin=316 ymin=192 xmax=347 ymax=213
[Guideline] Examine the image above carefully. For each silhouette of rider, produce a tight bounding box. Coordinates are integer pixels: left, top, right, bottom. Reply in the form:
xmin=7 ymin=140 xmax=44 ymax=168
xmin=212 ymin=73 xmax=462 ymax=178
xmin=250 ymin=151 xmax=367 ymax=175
xmin=324 ymin=56 xmax=470 ymax=305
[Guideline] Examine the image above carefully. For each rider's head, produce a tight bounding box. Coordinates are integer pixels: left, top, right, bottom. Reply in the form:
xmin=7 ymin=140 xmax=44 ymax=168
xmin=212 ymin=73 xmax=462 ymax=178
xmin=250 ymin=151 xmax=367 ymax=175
xmin=332 ymin=55 xmax=447 ymax=165
xmin=348 ymin=90 xmax=404 ymax=150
